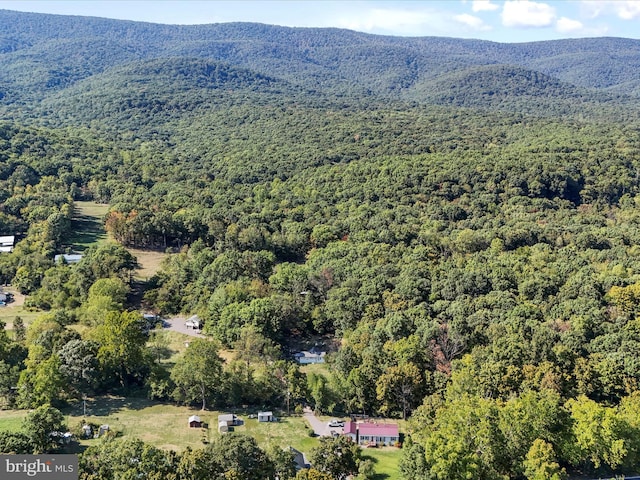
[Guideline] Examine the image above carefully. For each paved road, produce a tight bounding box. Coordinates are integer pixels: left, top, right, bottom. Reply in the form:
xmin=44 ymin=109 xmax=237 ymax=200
xmin=163 ymin=317 xmax=204 ymax=338
xmin=303 ymin=407 xmax=344 ymax=437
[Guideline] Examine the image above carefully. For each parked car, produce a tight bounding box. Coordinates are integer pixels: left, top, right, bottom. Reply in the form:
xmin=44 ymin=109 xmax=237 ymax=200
xmin=328 ymin=419 xmax=344 ymax=427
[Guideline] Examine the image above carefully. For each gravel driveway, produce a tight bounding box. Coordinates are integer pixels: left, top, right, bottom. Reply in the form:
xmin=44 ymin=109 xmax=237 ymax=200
xmin=303 ymin=407 xmax=344 ymax=437
xmin=163 ymin=317 xmax=204 ymax=337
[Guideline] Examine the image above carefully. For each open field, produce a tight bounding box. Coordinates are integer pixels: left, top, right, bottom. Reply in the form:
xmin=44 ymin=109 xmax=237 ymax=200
xmin=299 ymin=362 xmax=330 ymax=377
xmin=0 ymin=395 xmax=402 ymax=478
xmin=128 ymin=247 xmax=169 ymax=280
xmin=0 ymin=410 xmax=25 ymax=432
xmin=66 ymin=201 xmax=110 ymax=251
xmin=0 ymin=287 xmax=40 ymax=330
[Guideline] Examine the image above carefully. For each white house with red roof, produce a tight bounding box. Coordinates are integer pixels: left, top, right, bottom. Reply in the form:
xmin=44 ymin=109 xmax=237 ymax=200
xmin=342 ymin=421 xmax=400 ymax=446
xmin=358 ymin=423 xmax=399 ymax=446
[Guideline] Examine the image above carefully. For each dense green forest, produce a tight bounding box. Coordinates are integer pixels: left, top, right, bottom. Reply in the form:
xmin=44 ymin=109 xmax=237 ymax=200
xmin=3 ymin=9 xmax=640 ymax=480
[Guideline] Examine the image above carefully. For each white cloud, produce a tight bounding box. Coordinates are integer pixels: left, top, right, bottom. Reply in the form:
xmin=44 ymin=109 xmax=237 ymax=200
xmin=472 ymin=0 xmax=500 ymax=12
xmin=556 ymin=16 xmax=584 ymax=33
xmin=581 ymin=1 xmax=640 ymax=20
xmin=453 ymin=13 xmax=491 ymax=31
xmin=614 ymin=1 xmax=640 ymax=19
xmin=455 ymin=13 xmax=492 ymax=30
xmin=502 ymin=0 xmax=556 ymax=27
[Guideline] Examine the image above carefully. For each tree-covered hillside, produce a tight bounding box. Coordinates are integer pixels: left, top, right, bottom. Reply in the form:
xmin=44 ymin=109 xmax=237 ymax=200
xmin=2 ymin=9 xmax=640 ymax=480
xmin=1 ymin=9 xmax=640 ymax=114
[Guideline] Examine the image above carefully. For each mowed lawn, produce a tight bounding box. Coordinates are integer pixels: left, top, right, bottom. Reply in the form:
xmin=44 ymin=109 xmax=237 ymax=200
xmin=66 ymin=201 xmax=110 ymax=250
xmin=0 ymin=396 xmax=400 ymax=478
xmin=0 ymin=410 xmax=25 ymax=432
xmin=362 ymin=449 xmax=402 ymax=479
xmin=128 ymin=248 xmax=168 ymax=280
xmin=0 ymin=288 xmax=40 ymax=332
xmin=61 ymin=396 xmax=320 ymax=454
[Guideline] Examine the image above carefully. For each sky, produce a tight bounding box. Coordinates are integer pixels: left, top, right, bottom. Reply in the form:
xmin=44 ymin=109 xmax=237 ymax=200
xmin=0 ymin=0 xmax=639 ymax=43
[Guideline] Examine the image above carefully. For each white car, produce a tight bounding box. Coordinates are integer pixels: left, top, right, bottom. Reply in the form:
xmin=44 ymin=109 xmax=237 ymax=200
xmin=328 ymin=419 xmax=344 ymax=428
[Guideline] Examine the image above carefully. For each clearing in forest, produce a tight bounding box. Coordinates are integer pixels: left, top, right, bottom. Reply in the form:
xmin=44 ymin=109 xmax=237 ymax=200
xmin=67 ymin=201 xmax=110 ymax=251
xmin=67 ymin=201 xmax=168 ymax=280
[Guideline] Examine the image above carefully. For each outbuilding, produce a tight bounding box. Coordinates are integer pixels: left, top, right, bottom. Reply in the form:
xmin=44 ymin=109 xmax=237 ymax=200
xmin=218 ymin=414 xmax=240 ymax=426
xmin=0 ymin=235 xmax=15 ymax=253
xmin=257 ymin=411 xmax=273 ymax=422
xmin=185 ymin=315 xmax=201 ymax=329
xmin=188 ymin=415 xmax=202 ymax=428
xmin=54 ymin=253 xmax=83 ymax=264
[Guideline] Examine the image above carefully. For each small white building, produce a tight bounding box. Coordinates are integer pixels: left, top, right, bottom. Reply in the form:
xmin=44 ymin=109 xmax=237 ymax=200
xmin=54 ymin=253 xmax=83 ymax=264
xmin=0 ymin=236 xmax=15 ymax=253
xmin=185 ymin=315 xmax=201 ymax=329
xmin=218 ymin=414 xmax=240 ymax=426
xmin=258 ymin=411 xmax=273 ymax=422
xmin=294 ymin=349 xmax=326 ymax=364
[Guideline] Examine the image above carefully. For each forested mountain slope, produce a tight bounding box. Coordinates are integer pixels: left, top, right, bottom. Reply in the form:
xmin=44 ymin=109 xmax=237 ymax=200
xmin=1 ymin=9 xmax=640 ymax=118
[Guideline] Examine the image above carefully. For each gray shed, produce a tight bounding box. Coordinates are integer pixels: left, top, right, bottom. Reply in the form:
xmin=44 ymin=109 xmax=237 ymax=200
xmin=258 ymin=411 xmax=273 ymax=422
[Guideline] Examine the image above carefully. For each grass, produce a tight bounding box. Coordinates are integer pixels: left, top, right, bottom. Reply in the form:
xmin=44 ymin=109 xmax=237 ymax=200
xmin=128 ymin=248 xmax=169 ymax=280
xmin=299 ymin=362 xmax=331 ymax=377
xmin=64 ymin=396 xmax=209 ymax=451
xmin=1 ymin=396 xmax=402 ymax=478
xmin=362 ymin=449 xmax=402 ymax=479
xmin=60 ymin=396 xmax=316 ymax=453
xmin=232 ymin=414 xmax=317 ymax=453
xmin=65 ymin=201 xmax=110 ymax=251
xmin=0 ymin=410 xmax=27 ymax=432
xmin=148 ymin=328 xmax=192 ymax=365
xmin=0 ymin=287 xmax=40 ymax=330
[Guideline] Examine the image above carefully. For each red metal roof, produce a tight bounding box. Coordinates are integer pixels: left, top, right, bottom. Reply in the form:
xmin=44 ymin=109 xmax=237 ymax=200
xmin=344 ymin=421 xmax=357 ymax=435
xmin=358 ymin=423 xmax=399 ymax=437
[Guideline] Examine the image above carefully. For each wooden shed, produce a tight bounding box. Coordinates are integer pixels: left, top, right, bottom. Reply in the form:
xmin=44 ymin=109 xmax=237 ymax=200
xmin=188 ymin=415 xmax=202 ymax=428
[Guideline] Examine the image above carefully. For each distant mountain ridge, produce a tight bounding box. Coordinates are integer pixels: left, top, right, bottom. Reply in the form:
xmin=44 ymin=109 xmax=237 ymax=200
xmin=1 ymin=9 xmax=640 ymax=121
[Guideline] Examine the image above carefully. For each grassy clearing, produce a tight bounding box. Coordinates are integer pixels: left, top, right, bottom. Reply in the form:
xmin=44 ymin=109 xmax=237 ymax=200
xmin=61 ymin=396 xmax=316 ymax=453
xmin=299 ymin=362 xmax=331 ymax=377
xmin=233 ymin=415 xmax=317 ymax=453
xmin=0 ymin=410 xmax=27 ymax=432
xmin=2 ymin=396 xmax=402 ymax=478
xmin=0 ymin=288 xmax=40 ymax=330
xmin=128 ymin=247 xmax=169 ymax=280
xmin=66 ymin=201 xmax=110 ymax=251
xmin=64 ymin=396 xmax=209 ymax=451
xmin=148 ymin=328 xmax=192 ymax=365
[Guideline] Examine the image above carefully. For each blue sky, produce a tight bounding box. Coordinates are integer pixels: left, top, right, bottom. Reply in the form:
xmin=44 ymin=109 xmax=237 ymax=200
xmin=0 ymin=1 xmax=639 ymax=42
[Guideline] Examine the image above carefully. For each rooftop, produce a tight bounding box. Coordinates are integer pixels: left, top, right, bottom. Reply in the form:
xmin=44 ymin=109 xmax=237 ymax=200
xmin=344 ymin=421 xmax=357 ymax=435
xmin=358 ymin=423 xmax=399 ymax=437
